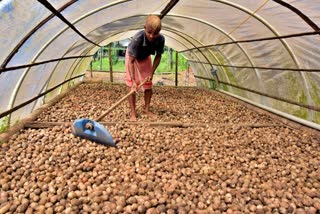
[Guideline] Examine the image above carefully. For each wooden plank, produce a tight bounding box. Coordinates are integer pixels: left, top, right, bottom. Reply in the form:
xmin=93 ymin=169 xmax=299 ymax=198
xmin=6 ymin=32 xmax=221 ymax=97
xmin=24 ymin=121 xmax=286 ymax=129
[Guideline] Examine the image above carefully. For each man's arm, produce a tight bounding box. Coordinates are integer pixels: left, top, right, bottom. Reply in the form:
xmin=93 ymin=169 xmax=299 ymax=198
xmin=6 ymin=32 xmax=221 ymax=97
xmin=128 ymin=55 xmax=138 ymax=90
xmin=128 ymin=55 xmax=136 ymax=81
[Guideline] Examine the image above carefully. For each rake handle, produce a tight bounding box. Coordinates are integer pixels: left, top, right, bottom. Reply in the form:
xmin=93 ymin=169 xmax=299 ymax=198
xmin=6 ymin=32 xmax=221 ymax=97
xmin=95 ymin=78 xmax=148 ymax=122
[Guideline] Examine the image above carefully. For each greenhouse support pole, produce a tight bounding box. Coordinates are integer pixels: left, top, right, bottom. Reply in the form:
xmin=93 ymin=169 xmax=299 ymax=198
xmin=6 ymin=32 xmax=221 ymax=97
xmin=108 ymin=44 xmax=113 ymax=82
xmin=185 ymin=62 xmax=190 ymax=86
xmin=175 ymin=51 xmax=178 ymax=87
xmin=100 ymin=47 xmax=103 ymax=71
xmin=90 ymin=61 xmax=93 ymax=78
xmin=168 ymin=48 xmax=173 ymax=70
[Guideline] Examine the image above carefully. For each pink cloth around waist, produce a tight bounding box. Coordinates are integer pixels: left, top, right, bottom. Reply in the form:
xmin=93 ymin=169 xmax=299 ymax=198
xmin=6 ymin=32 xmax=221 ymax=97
xmin=125 ymin=50 xmax=153 ymax=90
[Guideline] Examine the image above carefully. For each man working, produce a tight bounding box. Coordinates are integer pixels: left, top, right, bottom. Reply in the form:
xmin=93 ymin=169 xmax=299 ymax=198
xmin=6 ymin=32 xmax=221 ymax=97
xmin=125 ymin=15 xmax=165 ymax=122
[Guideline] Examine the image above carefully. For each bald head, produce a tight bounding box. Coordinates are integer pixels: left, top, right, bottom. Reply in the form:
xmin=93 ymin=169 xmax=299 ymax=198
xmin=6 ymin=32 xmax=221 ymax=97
xmin=145 ymin=15 xmax=162 ymax=34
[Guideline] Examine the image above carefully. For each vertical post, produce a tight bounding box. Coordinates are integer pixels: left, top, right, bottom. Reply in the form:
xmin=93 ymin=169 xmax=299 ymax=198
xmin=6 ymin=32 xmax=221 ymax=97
xmin=168 ymin=48 xmax=173 ymax=71
xmin=100 ymin=46 xmax=103 ymax=71
xmin=185 ymin=62 xmax=190 ymax=86
xmin=108 ymin=44 xmax=113 ymax=83
xmin=175 ymin=51 xmax=178 ymax=87
xmin=90 ymin=61 xmax=93 ymax=78
xmin=211 ymin=68 xmax=219 ymax=89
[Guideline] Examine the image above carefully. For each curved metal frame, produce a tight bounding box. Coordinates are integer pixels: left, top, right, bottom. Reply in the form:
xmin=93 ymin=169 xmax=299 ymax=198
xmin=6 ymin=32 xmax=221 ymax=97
xmin=56 ymin=13 xmax=256 ymax=92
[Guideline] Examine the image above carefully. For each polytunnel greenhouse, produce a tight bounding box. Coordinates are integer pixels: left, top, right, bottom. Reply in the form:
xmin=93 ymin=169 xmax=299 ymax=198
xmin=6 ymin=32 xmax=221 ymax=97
xmin=0 ymin=0 xmax=320 ymax=213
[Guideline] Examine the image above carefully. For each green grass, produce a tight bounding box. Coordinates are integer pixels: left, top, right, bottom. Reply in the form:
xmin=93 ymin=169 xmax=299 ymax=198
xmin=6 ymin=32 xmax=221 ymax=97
xmin=90 ymin=49 xmax=188 ymax=73
xmin=91 ymin=57 xmax=125 ymax=71
xmin=0 ymin=116 xmax=9 ymax=133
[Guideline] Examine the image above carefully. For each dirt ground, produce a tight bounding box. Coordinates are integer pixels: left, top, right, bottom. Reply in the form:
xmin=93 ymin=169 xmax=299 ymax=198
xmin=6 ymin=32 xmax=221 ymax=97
xmin=84 ymin=70 xmax=197 ymax=87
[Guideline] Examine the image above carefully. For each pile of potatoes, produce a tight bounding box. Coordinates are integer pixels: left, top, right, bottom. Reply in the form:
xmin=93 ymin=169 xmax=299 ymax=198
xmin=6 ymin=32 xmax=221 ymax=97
xmin=1 ymin=83 xmax=319 ymax=213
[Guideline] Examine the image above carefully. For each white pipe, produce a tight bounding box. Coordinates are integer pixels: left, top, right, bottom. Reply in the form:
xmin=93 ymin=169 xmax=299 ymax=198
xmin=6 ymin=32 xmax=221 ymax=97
xmin=218 ymin=89 xmax=320 ymax=131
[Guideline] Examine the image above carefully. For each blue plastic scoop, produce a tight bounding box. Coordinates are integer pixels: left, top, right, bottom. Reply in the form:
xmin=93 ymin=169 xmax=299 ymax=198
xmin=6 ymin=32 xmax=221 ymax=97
xmin=72 ymin=118 xmax=115 ymax=147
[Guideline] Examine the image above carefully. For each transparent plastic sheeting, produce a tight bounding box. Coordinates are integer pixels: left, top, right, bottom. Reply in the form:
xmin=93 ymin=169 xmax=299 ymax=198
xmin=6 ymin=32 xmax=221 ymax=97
xmin=0 ymin=0 xmax=319 ymax=128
